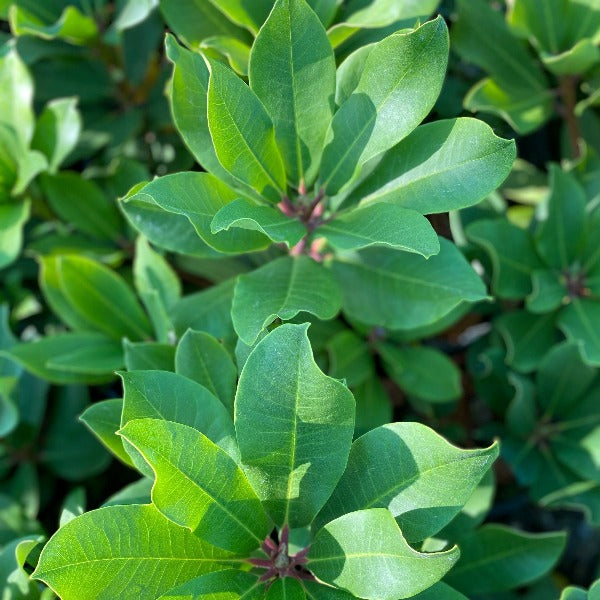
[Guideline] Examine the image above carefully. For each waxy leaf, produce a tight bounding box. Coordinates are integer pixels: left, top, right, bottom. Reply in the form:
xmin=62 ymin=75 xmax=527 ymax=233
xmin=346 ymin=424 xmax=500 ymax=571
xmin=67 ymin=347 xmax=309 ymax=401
xmin=120 ymin=419 xmax=269 ymax=554
xmin=159 ymin=570 xmax=264 ymax=599
xmin=320 ymin=18 xmax=448 ymax=194
xmin=175 ymin=330 xmax=237 ymax=414
xmin=33 ymin=504 xmax=235 ymax=600
xmin=235 ymin=324 xmax=355 ymax=527
xmin=316 ymin=423 xmax=498 ymax=541
xmin=309 ymin=508 xmax=459 ymax=600
xmin=266 ymin=577 xmax=306 ymax=600
xmin=201 ymin=36 xmax=250 ymax=76
xmin=350 ymin=118 xmax=515 ymax=214
xmin=558 ymin=299 xmax=600 ymax=365
xmin=232 ymin=256 xmax=342 ymax=345
xmin=249 ymin=0 xmax=336 ymax=186
xmin=206 ymin=56 xmax=287 ymax=202
xmin=124 ymin=341 xmax=175 ymax=371
xmin=317 ymin=203 xmax=439 ymax=257
xmin=332 ymin=238 xmax=487 ymax=330
xmin=211 ymin=198 xmax=306 ymax=247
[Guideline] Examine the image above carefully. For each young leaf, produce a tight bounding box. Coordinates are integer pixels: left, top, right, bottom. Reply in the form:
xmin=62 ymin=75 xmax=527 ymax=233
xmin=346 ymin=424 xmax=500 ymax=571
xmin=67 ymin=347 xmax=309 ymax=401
xmin=33 ymin=504 xmax=236 ymax=600
xmin=320 ymin=18 xmax=449 ymax=194
xmin=308 ymin=508 xmax=459 ymax=600
xmin=249 ymin=0 xmax=336 ymax=186
xmin=206 ymin=56 xmax=287 ymax=202
xmin=444 ymin=525 xmax=566 ymax=595
xmin=201 ymin=36 xmax=250 ymax=76
xmin=0 ymin=200 xmax=30 ymax=269
xmin=205 ymin=0 xmax=273 ymax=33
xmin=232 ymin=256 xmax=342 ymax=345
xmin=315 ymin=423 xmax=498 ymax=541
xmin=175 ymin=330 xmax=237 ymax=415
xmin=120 ymin=419 xmax=269 ymax=554
xmin=159 ymin=570 xmax=264 ymax=599
xmin=235 ymin=324 xmax=355 ymax=527
xmin=349 ymin=118 xmax=516 ymax=214
xmin=317 ymin=203 xmax=439 ymax=257
xmin=332 ymin=238 xmax=487 ymax=330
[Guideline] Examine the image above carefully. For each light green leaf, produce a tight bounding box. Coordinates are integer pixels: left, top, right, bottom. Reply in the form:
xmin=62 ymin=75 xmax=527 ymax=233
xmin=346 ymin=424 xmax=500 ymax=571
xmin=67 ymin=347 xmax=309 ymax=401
xmin=0 ymin=534 xmax=45 ymax=600
xmin=200 ymin=35 xmax=250 ymax=76
xmin=120 ymin=419 xmax=268 ymax=554
xmin=332 ymin=238 xmax=487 ymax=330
xmin=123 ymin=173 xmax=270 ymax=254
xmin=249 ymin=0 xmax=335 ymax=186
xmin=558 ymin=299 xmax=600 ymax=366
xmin=111 ymin=0 xmax=159 ymax=31
xmin=159 ymin=570 xmax=264 ymax=599
xmin=309 ymin=508 xmax=459 ymax=600
xmin=59 ymin=488 xmax=86 ymax=528
xmin=232 ymin=256 xmax=342 ymax=345
xmin=348 ymin=118 xmax=515 ymax=214
xmin=31 ymin=97 xmax=81 ymax=173
xmin=211 ymin=198 xmax=306 ymax=247
xmin=317 ymin=203 xmax=439 ymax=257
xmin=410 ymin=583 xmax=468 ymax=600
xmin=320 ymin=18 xmax=448 ymax=194
xmin=12 ymin=148 xmax=48 ymax=195
xmin=206 ymin=56 xmax=287 ymax=202
xmin=315 ymin=422 xmax=498 ymax=541
xmin=542 ymin=38 xmax=600 ymax=76
xmin=33 ymin=504 xmax=235 ymax=600
xmin=0 ymin=200 xmax=29 ymax=269
xmin=206 ymin=0 xmax=273 ymax=33
xmin=175 ymin=330 xmax=237 ymax=414
xmin=235 ymin=323 xmax=355 ymax=527
xmin=444 ymin=525 xmax=566 ymax=595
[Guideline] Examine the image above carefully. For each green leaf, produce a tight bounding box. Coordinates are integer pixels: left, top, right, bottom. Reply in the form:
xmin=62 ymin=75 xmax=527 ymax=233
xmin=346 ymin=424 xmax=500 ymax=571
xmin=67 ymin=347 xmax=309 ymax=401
xmin=526 ymin=269 xmax=567 ymax=313
xmin=348 ymin=118 xmax=515 ymax=214
xmin=159 ymin=570 xmax=264 ymax=599
xmin=0 ymin=200 xmax=29 ymax=269
xmin=309 ymin=508 xmax=459 ymax=600
xmin=211 ymin=198 xmax=306 ymax=247
xmin=5 ymin=332 xmax=122 ymax=385
xmin=0 ymin=534 xmax=45 ymax=600
xmin=535 ymin=166 xmax=587 ymax=270
xmin=327 ymin=329 xmax=374 ymax=388
xmin=411 ymin=583 xmax=468 ymax=600
xmin=206 ymin=56 xmax=287 ymax=202
xmin=123 ymin=173 xmax=270 ymax=254
xmin=111 ymin=0 xmax=159 ymax=32
xmin=317 ymin=203 xmax=439 ymax=257
xmin=33 ymin=504 xmax=235 ymax=600
xmin=31 ymin=97 xmax=81 ymax=173
xmin=379 ymin=344 xmax=462 ymax=403
xmin=124 ymin=341 xmax=175 ymax=371
xmin=175 ymin=330 xmax=237 ymax=415
xmin=207 ymin=0 xmax=273 ymax=33
xmin=496 ymin=310 xmax=558 ymax=373
xmin=353 ymin=375 xmax=393 ymax=438
xmin=266 ymin=578 xmax=305 ymax=599
xmin=319 ymin=18 xmax=449 ymax=194
xmin=59 ymin=488 xmax=86 ymax=528
xmin=120 ymin=419 xmax=268 ymax=554
xmin=316 ymin=422 xmax=498 ymax=541
xmin=542 ymin=38 xmax=600 ymax=76
xmin=200 ymin=36 xmax=250 ymax=76
xmin=249 ymin=0 xmax=335 ymax=186
xmin=232 ymin=256 xmax=342 ymax=345
xmin=40 ymin=172 xmax=121 ymax=240
xmin=332 ymin=238 xmax=487 ymax=330
xmin=120 ymin=370 xmax=239 ymax=469
xmin=558 ymin=299 xmax=600 ymax=365
xmin=235 ymin=323 xmax=355 ymax=527
xmin=444 ymin=525 xmax=566 ymax=595
xmin=80 ymin=399 xmax=135 ymax=468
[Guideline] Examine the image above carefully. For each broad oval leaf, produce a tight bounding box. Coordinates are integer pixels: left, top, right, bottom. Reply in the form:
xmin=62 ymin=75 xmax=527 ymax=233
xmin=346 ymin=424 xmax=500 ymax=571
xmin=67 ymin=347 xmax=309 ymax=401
xmin=315 ymin=422 xmax=498 ymax=541
xmin=308 ymin=508 xmax=459 ymax=600
xmin=266 ymin=578 xmax=306 ymax=600
xmin=319 ymin=17 xmax=449 ymax=194
xmin=159 ymin=570 xmax=264 ymax=599
xmin=120 ymin=419 xmax=269 ymax=554
xmin=249 ymin=0 xmax=336 ymax=186
xmin=33 ymin=504 xmax=235 ymax=600
xmin=232 ymin=256 xmax=342 ymax=345
xmin=235 ymin=323 xmax=355 ymax=527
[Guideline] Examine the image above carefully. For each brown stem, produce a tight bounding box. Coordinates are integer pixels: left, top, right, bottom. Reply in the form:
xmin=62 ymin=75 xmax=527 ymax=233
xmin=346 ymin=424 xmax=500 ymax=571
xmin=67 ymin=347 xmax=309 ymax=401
xmin=559 ymin=75 xmax=582 ymax=159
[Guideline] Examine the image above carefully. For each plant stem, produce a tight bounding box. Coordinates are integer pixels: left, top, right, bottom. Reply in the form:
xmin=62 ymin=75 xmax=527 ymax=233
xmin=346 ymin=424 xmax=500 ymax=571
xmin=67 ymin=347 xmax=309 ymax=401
xmin=559 ymin=75 xmax=582 ymax=159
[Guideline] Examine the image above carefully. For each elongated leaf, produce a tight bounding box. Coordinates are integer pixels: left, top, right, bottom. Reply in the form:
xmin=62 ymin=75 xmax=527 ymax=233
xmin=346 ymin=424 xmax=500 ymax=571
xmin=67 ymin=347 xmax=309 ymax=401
xmin=444 ymin=525 xmax=566 ymax=595
xmin=206 ymin=56 xmax=286 ymax=202
xmin=33 ymin=504 xmax=235 ymax=600
xmin=232 ymin=256 xmax=342 ymax=345
xmin=317 ymin=203 xmax=439 ymax=256
xmin=121 ymin=419 xmax=268 ymax=554
xmin=175 ymin=330 xmax=237 ymax=414
xmin=320 ymin=18 xmax=448 ymax=194
xmin=201 ymin=36 xmax=250 ymax=76
xmin=315 ymin=423 xmax=497 ymax=541
xmin=235 ymin=324 xmax=355 ymax=527
xmin=332 ymin=238 xmax=487 ymax=330
xmin=558 ymin=299 xmax=600 ymax=366
xmin=211 ymin=198 xmax=306 ymax=247
xmin=159 ymin=570 xmax=264 ymax=599
xmin=249 ymin=0 xmax=335 ymax=186
xmin=0 ymin=200 xmax=29 ymax=269
xmin=123 ymin=172 xmax=269 ymax=254
xmin=309 ymin=509 xmax=459 ymax=600
xmin=349 ymin=118 xmax=515 ymax=214
xmin=206 ymin=0 xmax=273 ymax=33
